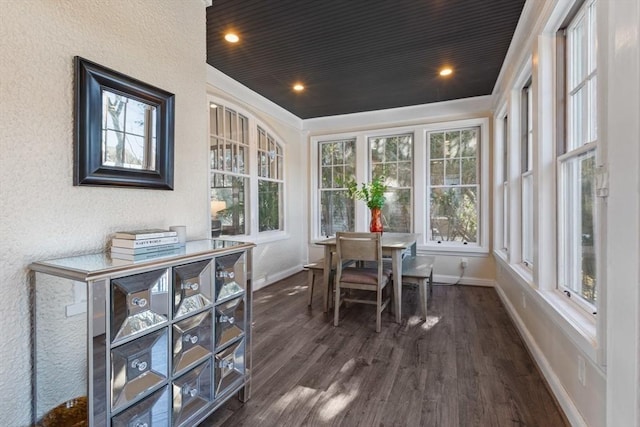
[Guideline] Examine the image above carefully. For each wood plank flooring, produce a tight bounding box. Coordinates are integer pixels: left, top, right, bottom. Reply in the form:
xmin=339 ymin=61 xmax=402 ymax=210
xmin=201 ymin=272 xmax=568 ymax=427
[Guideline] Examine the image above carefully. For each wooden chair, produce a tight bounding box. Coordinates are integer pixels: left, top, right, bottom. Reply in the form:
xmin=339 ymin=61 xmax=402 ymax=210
xmin=334 ymin=232 xmax=392 ymax=332
xmin=304 ymin=256 xmax=355 ymax=307
xmin=303 ymin=259 xmax=327 ymax=307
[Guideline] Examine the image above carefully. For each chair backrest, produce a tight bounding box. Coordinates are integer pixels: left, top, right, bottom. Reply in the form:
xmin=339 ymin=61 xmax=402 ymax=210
xmin=336 ymin=232 xmax=382 ymax=263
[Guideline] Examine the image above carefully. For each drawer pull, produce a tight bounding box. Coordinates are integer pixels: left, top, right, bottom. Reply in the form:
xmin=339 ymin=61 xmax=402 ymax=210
xmin=130 ymin=359 xmax=148 ymax=372
xmin=182 ymin=281 xmax=199 ymax=291
xmin=182 ymin=385 xmax=198 ymax=397
xmin=219 ymin=315 xmax=235 ymax=324
xmin=216 ymin=271 xmax=235 ymax=279
xmin=183 ymin=334 xmax=199 ymax=344
xmin=131 ymin=297 xmax=147 ymax=308
xmin=219 ymin=359 xmax=234 ymax=370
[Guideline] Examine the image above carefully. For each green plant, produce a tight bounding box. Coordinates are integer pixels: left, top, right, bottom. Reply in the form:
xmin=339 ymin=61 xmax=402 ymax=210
xmin=346 ymin=176 xmax=387 ymax=209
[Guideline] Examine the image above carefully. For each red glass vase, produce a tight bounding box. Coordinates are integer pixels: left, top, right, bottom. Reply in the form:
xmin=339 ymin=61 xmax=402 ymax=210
xmin=370 ymin=207 xmax=383 ymax=232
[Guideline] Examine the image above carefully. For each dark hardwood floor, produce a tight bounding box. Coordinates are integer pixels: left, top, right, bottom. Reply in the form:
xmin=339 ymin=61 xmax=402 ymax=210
xmin=202 ymin=271 xmax=568 ymax=427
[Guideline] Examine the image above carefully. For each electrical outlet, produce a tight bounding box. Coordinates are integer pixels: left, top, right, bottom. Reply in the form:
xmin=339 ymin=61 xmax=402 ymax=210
xmin=460 ymin=257 xmax=468 ymax=268
xmin=522 ymin=291 xmax=527 ymax=309
xmin=578 ymin=356 xmax=586 ymax=386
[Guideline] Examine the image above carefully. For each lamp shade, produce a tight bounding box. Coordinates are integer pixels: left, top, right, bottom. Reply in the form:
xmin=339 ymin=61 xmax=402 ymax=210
xmin=210 ymin=200 xmax=227 ymax=217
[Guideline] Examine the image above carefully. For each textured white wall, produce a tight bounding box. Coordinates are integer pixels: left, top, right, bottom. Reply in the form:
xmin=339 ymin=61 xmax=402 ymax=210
xmin=0 ymin=1 xmax=208 ymax=425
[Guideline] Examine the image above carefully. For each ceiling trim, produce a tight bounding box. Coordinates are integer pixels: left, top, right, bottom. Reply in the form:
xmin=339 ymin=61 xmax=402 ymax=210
xmin=303 ymin=95 xmax=493 ymax=135
xmin=206 ymin=65 xmax=303 ymax=130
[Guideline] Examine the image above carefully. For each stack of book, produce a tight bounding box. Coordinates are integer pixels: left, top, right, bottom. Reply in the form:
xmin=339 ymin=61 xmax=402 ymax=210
xmin=110 ymin=229 xmax=183 ymax=261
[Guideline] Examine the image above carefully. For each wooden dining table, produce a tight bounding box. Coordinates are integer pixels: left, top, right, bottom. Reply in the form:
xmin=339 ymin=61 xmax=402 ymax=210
xmin=316 ymin=232 xmax=420 ymax=323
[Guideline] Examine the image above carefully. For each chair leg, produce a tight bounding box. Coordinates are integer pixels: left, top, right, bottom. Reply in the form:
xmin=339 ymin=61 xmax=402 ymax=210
xmin=307 ymin=270 xmax=315 ymax=306
xmin=334 ymin=281 xmax=341 ymax=327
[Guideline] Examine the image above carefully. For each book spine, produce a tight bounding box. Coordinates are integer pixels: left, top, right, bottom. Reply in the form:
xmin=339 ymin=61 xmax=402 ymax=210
xmin=116 ymin=231 xmax=178 ymax=240
xmin=110 ymin=243 xmax=182 ymax=255
xmin=112 ymin=236 xmax=180 ymax=248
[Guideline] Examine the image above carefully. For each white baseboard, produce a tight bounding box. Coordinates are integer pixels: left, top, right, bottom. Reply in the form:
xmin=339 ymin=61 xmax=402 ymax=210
xmin=252 ymin=265 xmax=303 ymax=291
xmin=494 ymin=285 xmax=587 ymax=427
xmin=432 ymin=274 xmax=495 ymax=287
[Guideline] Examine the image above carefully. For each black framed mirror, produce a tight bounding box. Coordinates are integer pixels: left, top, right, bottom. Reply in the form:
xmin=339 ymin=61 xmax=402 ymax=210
xmin=74 ymin=56 xmax=175 ymax=189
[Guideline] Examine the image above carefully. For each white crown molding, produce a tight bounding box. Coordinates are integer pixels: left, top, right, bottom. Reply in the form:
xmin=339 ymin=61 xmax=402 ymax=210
xmin=303 ymin=95 xmax=493 ymax=134
xmin=206 ymin=64 xmax=303 ymax=130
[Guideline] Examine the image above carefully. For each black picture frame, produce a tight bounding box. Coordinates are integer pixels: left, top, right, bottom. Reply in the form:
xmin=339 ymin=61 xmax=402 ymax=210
xmin=74 ymin=56 xmax=175 ymax=189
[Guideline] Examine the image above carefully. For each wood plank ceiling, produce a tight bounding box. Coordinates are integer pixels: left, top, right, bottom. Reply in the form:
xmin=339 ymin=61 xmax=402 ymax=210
xmin=206 ymin=1 xmax=526 ymax=119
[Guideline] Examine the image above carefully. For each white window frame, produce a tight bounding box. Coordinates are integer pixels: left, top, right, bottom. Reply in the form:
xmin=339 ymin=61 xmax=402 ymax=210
xmin=257 ymin=126 xmax=285 ymax=233
xmin=208 ymin=95 xmax=288 ymax=244
xmin=368 ymin=132 xmax=414 ymax=233
xmin=557 ymin=0 xmax=598 ymax=312
xmin=423 ymin=118 xmax=489 ymax=253
xmin=317 ymin=137 xmax=357 ymax=237
xmin=522 ymin=82 xmax=534 ymax=269
xmin=310 ymin=118 xmax=489 ymax=255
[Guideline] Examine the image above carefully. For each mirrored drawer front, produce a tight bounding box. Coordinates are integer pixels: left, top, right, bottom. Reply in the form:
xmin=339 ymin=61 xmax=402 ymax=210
xmin=111 ymin=328 xmax=168 ymax=412
xmin=214 ymin=339 xmax=245 ymax=397
xmin=172 ymin=311 xmax=213 ymax=375
xmin=172 ymin=360 xmax=212 ymax=427
xmin=173 ymin=259 xmax=213 ymax=319
xmin=215 ymin=297 xmax=244 ymax=349
xmin=111 ymin=269 xmax=170 ymax=343
xmin=214 ymin=253 xmax=245 ymax=302
xmin=111 ymin=385 xmax=170 ymax=427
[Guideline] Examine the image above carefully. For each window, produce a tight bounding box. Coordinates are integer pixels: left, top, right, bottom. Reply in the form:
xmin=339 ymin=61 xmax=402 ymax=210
xmin=502 ymin=115 xmax=509 ymax=252
xmin=257 ymin=127 xmax=284 ymax=232
xmin=558 ymin=0 xmax=597 ymax=307
xmin=319 ymin=139 xmax=356 ymax=237
xmin=369 ymin=134 xmax=413 ymax=233
xmin=522 ymin=82 xmax=534 ymax=267
xmin=210 ymin=103 xmax=249 ymax=236
xmin=428 ymin=127 xmax=480 ymax=245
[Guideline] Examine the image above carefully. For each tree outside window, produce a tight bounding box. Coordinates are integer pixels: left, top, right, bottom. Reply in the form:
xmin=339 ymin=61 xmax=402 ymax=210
xmin=428 ymin=128 xmax=479 ymax=244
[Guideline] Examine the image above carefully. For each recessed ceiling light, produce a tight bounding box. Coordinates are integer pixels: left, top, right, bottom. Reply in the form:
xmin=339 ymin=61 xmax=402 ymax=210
xmin=224 ymin=33 xmax=239 ymax=43
xmin=440 ymin=67 xmax=453 ymax=76
xmin=293 ymin=83 xmax=305 ymax=92
xmin=210 ymin=103 xmax=217 ymax=109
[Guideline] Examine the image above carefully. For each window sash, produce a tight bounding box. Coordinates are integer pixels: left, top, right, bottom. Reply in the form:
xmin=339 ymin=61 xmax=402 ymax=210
xmin=557 ymin=149 xmax=597 ymax=308
xmin=427 ymin=127 xmax=480 ymax=245
xmin=319 ymin=139 xmax=356 ymax=236
xmin=368 ymin=134 xmax=413 ymax=233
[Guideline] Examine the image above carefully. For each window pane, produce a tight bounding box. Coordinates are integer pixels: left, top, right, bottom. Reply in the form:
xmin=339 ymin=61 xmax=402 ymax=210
xmin=445 ymin=131 xmax=460 ymax=158
xmin=384 ymin=137 xmax=398 ymax=162
xmin=368 ymin=134 xmax=413 ymax=232
xmin=211 ymin=173 xmax=247 ymax=236
xmin=461 ymin=158 xmax=476 ymax=185
xmin=430 ymin=132 xmax=444 ymax=158
xmin=397 ymin=161 xmax=412 ymax=187
xmin=559 ymin=151 xmax=596 ymax=305
xmin=258 ymin=180 xmax=282 ymax=232
xmin=445 ymin=159 xmax=460 ymax=185
xmin=430 ymin=187 xmax=478 ymax=243
xmin=460 ymin=129 xmax=477 ymax=157
xmin=319 ymin=139 xmax=356 ymax=236
xmin=430 ymin=160 xmax=444 ymax=186
xmin=370 ymin=139 xmax=384 ymax=162
xmin=320 ymin=190 xmax=354 ymax=236
xmin=382 ymin=189 xmax=412 ymax=233
xmin=428 ymin=126 xmax=480 ymax=245
xmin=522 ymin=173 xmax=533 ymax=265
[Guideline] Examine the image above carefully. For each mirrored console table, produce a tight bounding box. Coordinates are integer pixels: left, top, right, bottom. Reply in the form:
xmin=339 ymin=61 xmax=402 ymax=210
xmin=30 ymin=239 xmax=254 ymax=427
